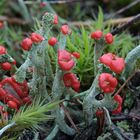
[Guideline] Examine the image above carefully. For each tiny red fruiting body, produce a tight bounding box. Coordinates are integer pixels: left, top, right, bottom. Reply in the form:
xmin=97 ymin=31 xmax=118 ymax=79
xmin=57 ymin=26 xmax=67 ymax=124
xmin=48 ymin=37 xmax=58 ymax=46
xmin=61 ymin=25 xmax=70 ymax=35
xmin=96 ymin=109 xmax=104 ymax=117
xmin=0 ymin=46 xmax=7 ymax=54
xmin=1 ymin=62 xmax=12 ymax=71
xmin=112 ymin=105 xmax=122 ymax=114
xmin=104 ymin=33 xmax=114 ymax=44
xmin=99 ymin=53 xmax=113 ymax=66
xmin=63 ymin=73 xmax=73 ymax=87
xmin=72 ymin=52 xmax=80 ymax=59
xmin=99 ymin=53 xmax=125 ymax=74
xmin=109 ymin=57 xmax=125 ymax=74
xmin=21 ymin=37 xmax=33 ymax=51
xmin=98 ymin=73 xmax=118 ymax=93
xmin=58 ymin=60 xmax=75 ymax=71
xmin=114 ymin=94 xmax=123 ymax=105
xmin=58 ymin=49 xmax=75 ymax=71
xmin=30 ymin=33 xmax=45 ymax=43
xmin=7 ymin=101 xmax=18 ymax=110
xmin=91 ymin=30 xmax=103 ymax=40
xmin=53 ymin=15 xmax=58 ymax=25
xmin=112 ymin=94 xmax=123 ymax=114
xmin=63 ymin=72 xmax=80 ymax=92
xmin=72 ymin=79 xmax=80 ymax=92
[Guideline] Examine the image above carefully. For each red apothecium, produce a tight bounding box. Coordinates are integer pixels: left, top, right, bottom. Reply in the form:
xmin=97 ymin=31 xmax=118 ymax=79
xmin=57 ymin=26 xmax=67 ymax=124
xmin=91 ymin=30 xmax=103 ymax=40
xmin=98 ymin=73 xmax=118 ymax=93
xmin=30 ymin=33 xmax=44 ymax=43
xmin=112 ymin=105 xmax=122 ymax=114
xmin=99 ymin=53 xmax=113 ymax=66
xmin=112 ymin=94 xmax=122 ymax=114
xmin=0 ymin=46 xmax=7 ymax=54
xmin=1 ymin=62 xmax=12 ymax=71
xmin=7 ymin=100 xmax=18 ymax=110
xmin=48 ymin=37 xmax=58 ymax=46
xmin=96 ymin=109 xmax=104 ymax=117
xmin=99 ymin=53 xmax=125 ymax=74
xmin=113 ymin=94 xmax=122 ymax=105
xmin=21 ymin=37 xmax=33 ymax=51
xmin=104 ymin=33 xmax=114 ymax=44
xmin=53 ymin=15 xmax=58 ymax=25
xmin=63 ymin=72 xmax=80 ymax=92
xmin=58 ymin=49 xmax=75 ymax=71
xmin=61 ymin=25 xmax=70 ymax=35
xmin=110 ymin=57 xmax=125 ymax=74
xmin=72 ymin=52 xmax=80 ymax=59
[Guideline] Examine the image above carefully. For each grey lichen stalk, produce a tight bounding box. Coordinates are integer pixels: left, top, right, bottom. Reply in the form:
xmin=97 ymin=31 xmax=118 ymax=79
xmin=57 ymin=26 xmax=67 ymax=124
xmin=83 ymin=40 xmax=115 ymax=125
xmin=51 ymin=34 xmax=75 ymax=135
xmin=51 ymin=65 xmax=75 ymax=135
xmin=123 ymin=44 xmax=140 ymax=78
xmin=14 ymin=13 xmax=75 ymax=137
xmin=15 ymin=14 xmax=55 ymax=101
